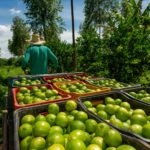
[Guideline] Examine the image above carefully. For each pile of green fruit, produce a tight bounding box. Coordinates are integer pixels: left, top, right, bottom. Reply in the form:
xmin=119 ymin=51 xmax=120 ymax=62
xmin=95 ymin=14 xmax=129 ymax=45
xmin=73 ymin=75 xmax=92 ymax=80
xmin=59 ymin=82 xmax=101 ymax=94
xmin=87 ymin=79 xmax=131 ymax=89
xmin=83 ymin=97 xmax=150 ymax=140
xmin=47 ymin=77 xmax=72 ymax=83
xmin=18 ymin=100 xmax=137 ymax=150
xmin=14 ymin=77 xmax=42 ymax=86
xmin=129 ymin=90 xmax=150 ymax=103
xmin=16 ymin=86 xmax=63 ymax=105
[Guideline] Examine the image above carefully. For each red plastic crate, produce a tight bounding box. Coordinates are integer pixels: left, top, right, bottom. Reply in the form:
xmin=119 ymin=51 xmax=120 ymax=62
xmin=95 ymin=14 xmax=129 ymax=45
xmin=12 ymin=84 xmax=71 ymax=109
xmin=53 ymin=80 xmax=111 ymax=99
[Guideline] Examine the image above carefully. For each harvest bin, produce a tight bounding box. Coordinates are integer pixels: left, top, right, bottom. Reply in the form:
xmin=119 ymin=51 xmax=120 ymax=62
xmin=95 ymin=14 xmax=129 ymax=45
xmin=13 ymin=101 xmax=150 ymax=150
xmin=12 ymin=76 xmax=45 ymax=88
xmin=12 ymin=84 xmax=71 ymax=109
xmin=78 ymin=91 xmax=150 ymax=143
xmin=43 ymin=75 xmax=73 ymax=84
xmin=53 ymin=80 xmax=111 ymax=99
xmin=67 ymin=72 xmax=92 ymax=81
xmin=85 ymin=77 xmax=141 ymax=91
xmin=121 ymin=87 xmax=150 ymax=106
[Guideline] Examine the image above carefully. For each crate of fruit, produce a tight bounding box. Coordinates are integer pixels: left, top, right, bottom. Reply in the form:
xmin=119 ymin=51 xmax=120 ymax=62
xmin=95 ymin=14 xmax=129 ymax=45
xmin=67 ymin=72 xmax=93 ymax=81
xmin=53 ymin=80 xmax=111 ymax=99
xmin=86 ymin=78 xmax=141 ymax=90
xmin=121 ymin=87 xmax=150 ymax=106
xmin=43 ymin=75 xmax=73 ymax=84
xmin=12 ymin=76 xmax=45 ymax=88
xmin=13 ymin=100 xmax=150 ymax=150
xmin=12 ymin=84 xmax=71 ymax=109
xmin=78 ymin=91 xmax=150 ymax=143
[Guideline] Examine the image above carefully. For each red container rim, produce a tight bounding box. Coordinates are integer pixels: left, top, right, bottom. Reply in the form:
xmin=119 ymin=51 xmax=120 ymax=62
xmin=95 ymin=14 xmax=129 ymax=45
xmin=53 ymin=80 xmax=111 ymax=100
xmin=12 ymin=84 xmax=72 ymax=110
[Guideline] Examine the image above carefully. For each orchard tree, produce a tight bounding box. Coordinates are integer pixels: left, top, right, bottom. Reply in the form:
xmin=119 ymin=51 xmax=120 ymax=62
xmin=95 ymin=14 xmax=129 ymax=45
xmin=22 ymin=0 xmax=65 ymax=41
xmin=82 ymin=0 xmax=119 ymax=36
xmin=8 ymin=16 xmax=30 ymax=56
xmin=102 ymin=0 xmax=150 ymax=82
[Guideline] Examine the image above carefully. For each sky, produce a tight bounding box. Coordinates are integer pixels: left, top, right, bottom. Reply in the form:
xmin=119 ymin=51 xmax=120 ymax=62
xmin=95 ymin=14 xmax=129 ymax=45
xmin=0 ymin=0 xmax=149 ymax=58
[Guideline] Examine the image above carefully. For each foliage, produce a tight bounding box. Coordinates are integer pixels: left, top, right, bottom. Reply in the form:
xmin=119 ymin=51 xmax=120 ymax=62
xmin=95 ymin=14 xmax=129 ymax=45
xmin=0 ymin=57 xmax=22 ymax=67
xmin=0 ymin=84 xmax=7 ymax=106
xmin=78 ymin=0 xmax=150 ymax=84
xmin=0 ymin=58 xmax=8 ymax=66
xmin=22 ymin=0 xmax=65 ymax=41
xmin=82 ymin=0 xmax=119 ymax=34
xmin=101 ymin=0 xmax=150 ymax=83
xmin=139 ymin=70 xmax=150 ymax=86
xmin=0 ymin=66 xmax=24 ymax=84
xmin=76 ymin=28 xmax=108 ymax=76
xmin=46 ymin=39 xmax=74 ymax=73
xmin=8 ymin=16 xmax=30 ymax=56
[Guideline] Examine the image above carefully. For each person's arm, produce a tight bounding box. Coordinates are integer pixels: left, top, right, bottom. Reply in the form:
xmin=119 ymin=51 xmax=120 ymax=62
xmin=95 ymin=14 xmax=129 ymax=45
xmin=22 ymin=48 xmax=31 ymax=70
xmin=47 ymin=48 xmax=58 ymax=71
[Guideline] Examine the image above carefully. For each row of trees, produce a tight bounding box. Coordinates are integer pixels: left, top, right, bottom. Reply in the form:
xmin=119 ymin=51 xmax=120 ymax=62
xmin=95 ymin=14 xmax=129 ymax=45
xmin=78 ymin=0 xmax=150 ymax=83
xmin=7 ymin=0 xmax=150 ymax=84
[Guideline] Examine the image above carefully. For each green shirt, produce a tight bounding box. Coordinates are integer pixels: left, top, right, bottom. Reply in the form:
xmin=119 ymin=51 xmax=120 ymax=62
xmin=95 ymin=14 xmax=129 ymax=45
xmin=22 ymin=45 xmax=58 ymax=75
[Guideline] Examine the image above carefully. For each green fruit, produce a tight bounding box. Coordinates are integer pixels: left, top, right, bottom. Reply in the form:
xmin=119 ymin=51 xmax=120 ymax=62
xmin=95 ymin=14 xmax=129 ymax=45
xmin=48 ymin=103 xmax=59 ymax=115
xmin=120 ymin=102 xmax=131 ymax=110
xmin=19 ymin=123 xmax=33 ymax=138
xmin=21 ymin=115 xmax=35 ymax=125
xmin=105 ymin=104 xmax=116 ymax=115
xmin=130 ymin=124 xmax=143 ymax=135
xmin=97 ymin=110 xmax=108 ymax=120
xmin=83 ymin=101 xmax=93 ymax=108
xmin=110 ymin=115 xmax=123 ymax=129
xmin=116 ymin=145 xmax=136 ymax=150
xmin=105 ymin=147 xmax=116 ymax=150
xmin=142 ymin=123 xmax=150 ymax=139
xmin=46 ymin=133 xmax=65 ymax=147
xmin=65 ymin=100 xmax=77 ymax=111
xmin=115 ymin=98 xmax=122 ymax=105
xmin=105 ymin=97 xmax=115 ymax=104
xmin=95 ymin=123 xmax=110 ymax=137
xmin=115 ymin=107 xmax=130 ymax=122
xmin=104 ymin=129 xmax=122 ymax=147
xmin=66 ymin=139 xmax=86 ymax=150
xmin=88 ymin=107 xmax=97 ymax=114
xmin=20 ymin=136 xmax=33 ymax=150
xmin=75 ymin=111 xmax=88 ymax=122
xmin=85 ymin=119 xmax=97 ymax=133
xmin=91 ymin=137 xmax=106 ymax=150
xmin=20 ymin=87 xmax=29 ymax=94
xmin=122 ymin=122 xmax=130 ymax=131
xmin=133 ymin=109 xmax=146 ymax=116
xmin=46 ymin=114 xmax=56 ymax=126
xmin=69 ymin=120 xmax=86 ymax=131
xmin=96 ymin=104 xmax=105 ymax=111
xmin=130 ymin=114 xmax=147 ymax=125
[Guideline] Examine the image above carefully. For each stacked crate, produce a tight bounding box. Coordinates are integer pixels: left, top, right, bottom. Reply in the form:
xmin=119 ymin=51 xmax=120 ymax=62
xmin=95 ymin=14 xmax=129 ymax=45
xmin=3 ymin=72 xmax=150 ymax=150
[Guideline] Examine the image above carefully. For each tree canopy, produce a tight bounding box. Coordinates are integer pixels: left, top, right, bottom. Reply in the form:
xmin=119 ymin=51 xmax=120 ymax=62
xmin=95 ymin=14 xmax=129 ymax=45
xmin=8 ymin=16 xmax=30 ymax=56
xmin=22 ymin=0 xmax=65 ymax=41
